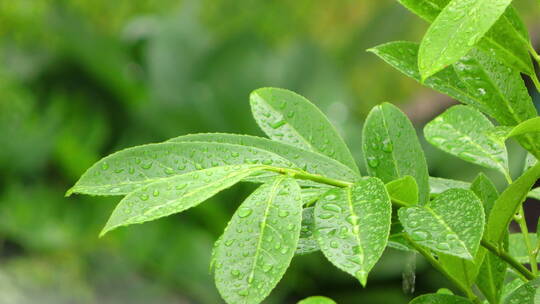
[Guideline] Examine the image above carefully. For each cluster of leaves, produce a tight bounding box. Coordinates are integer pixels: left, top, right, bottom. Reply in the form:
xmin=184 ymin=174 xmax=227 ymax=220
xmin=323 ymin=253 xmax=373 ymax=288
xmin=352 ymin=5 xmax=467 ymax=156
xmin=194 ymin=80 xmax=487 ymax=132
xmin=70 ymin=0 xmax=540 ymax=303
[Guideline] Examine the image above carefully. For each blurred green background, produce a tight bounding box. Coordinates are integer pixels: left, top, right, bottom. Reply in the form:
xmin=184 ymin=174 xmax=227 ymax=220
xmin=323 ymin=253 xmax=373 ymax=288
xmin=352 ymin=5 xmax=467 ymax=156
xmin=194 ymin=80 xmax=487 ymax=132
xmin=1 ymin=1 xmax=539 ymax=303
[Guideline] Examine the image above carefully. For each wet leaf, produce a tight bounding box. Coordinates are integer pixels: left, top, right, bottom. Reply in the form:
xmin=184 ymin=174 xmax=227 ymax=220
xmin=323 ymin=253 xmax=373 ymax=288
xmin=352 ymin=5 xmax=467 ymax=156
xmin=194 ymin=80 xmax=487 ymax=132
xmin=249 ymin=88 xmax=359 ymax=173
xmin=417 ymin=0 xmax=514 ymax=79
xmin=362 ymin=102 xmax=429 ymax=204
xmin=409 ymin=293 xmax=473 ymax=304
xmin=168 ymin=133 xmax=359 ymax=182
xmin=214 ymin=177 xmax=302 ymax=304
xmin=297 ymin=296 xmax=337 ymax=304
xmin=503 ymin=278 xmax=540 ymax=304
xmin=470 ymin=173 xmax=499 ymax=217
xmin=386 ymin=175 xmax=418 ymax=206
xmin=100 ymin=165 xmax=265 ymax=236
xmin=486 ymin=163 xmax=540 ymax=244
xmin=424 ymin=105 xmax=509 ymax=176
xmin=399 ymin=189 xmax=484 ymax=259
xmin=429 ymin=177 xmax=470 ymax=195
xmin=67 ymin=142 xmax=293 ymax=196
xmin=397 ymin=0 xmax=534 ymax=75
xmin=296 ymin=207 xmax=319 ymax=255
xmin=508 ymin=233 xmax=540 ymax=263
xmin=315 ymin=177 xmax=392 ymax=286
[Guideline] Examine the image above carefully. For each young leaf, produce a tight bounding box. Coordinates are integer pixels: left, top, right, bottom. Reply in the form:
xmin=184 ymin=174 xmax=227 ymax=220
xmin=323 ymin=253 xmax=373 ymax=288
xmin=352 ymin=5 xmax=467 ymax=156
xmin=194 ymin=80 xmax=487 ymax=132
xmin=506 ymin=117 xmax=540 ymax=141
xmin=100 ymin=165 xmax=265 ymax=236
xmin=424 ymin=105 xmax=509 ymax=177
xmin=168 ymin=133 xmax=359 ymax=182
xmin=409 ymin=294 xmax=473 ymax=304
xmin=214 ymin=177 xmax=302 ymax=304
xmin=386 ymin=175 xmax=418 ymax=206
xmin=362 ymin=103 xmax=429 ymax=204
xmin=67 ymin=142 xmax=293 ymax=196
xmin=296 ymin=207 xmax=319 ymax=255
xmin=297 ymin=296 xmax=337 ymax=304
xmin=399 ymin=189 xmax=484 ymax=259
xmin=429 ymin=177 xmax=470 ymax=195
xmin=397 ymin=0 xmax=534 ymax=76
xmin=486 ymin=163 xmax=540 ymax=244
xmin=503 ymin=278 xmax=540 ymax=304
xmin=417 ymin=0 xmax=514 ymax=79
xmin=249 ymin=88 xmax=359 ymax=173
xmin=315 ymin=177 xmax=392 ymax=286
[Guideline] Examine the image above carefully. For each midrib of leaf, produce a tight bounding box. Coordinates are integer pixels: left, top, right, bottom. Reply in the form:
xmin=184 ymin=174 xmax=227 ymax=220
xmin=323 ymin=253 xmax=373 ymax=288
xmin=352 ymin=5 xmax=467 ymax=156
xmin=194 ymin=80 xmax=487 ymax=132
xmin=425 ymin=206 xmax=472 ymax=259
xmin=483 ymin=256 xmax=498 ymax=301
xmin=140 ymin=166 xmax=262 ymax=217
xmin=379 ymin=107 xmax=400 ymax=178
xmin=246 ymin=176 xmax=283 ymax=294
xmin=437 ymin=119 xmax=508 ymax=174
xmin=252 ymin=92 xmax=316 ymax=152
xmin=346 ymin=187 xmax=365 ymax=266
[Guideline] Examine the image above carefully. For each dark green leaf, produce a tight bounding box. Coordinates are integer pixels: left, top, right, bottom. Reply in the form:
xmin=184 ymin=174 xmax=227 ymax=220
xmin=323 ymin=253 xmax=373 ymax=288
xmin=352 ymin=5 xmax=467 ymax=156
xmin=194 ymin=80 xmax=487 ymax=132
xmin=100 ymin=165 xmax=265 ymax=236
xmin=296 ymin=207 xmax=319 ymax=255
xmin=315 ymin=177 xmax=392 ymax=286
xmin=424 ymin=106 xmax=509 ymax=176
xmin=214 ymin=177 xmax=302 ymax=304
xmin=249 ymin=88 xmax=359 ymax=173
xmin=399 ymin=189 xmax=484 ymax=259
xmin=418 ymin=0 xmax=514 ymax=79
xmin=470 ymin=173 xmax=499 ymax=217
xmin=362 ymin=102 xmax=429 ymax=204
xmin=68 ymin=142 xmax=293 ymax=196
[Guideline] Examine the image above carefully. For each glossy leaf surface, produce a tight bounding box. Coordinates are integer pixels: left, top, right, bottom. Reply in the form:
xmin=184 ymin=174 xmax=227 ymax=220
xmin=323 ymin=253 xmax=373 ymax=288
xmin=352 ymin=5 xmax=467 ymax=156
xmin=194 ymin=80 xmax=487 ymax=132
xmin=503 ymin=278 xmax=540 ymax=304
xmin=250 ymin=88 xmax=359 ymax=173
xmin=399 ymin=189 xmax=484 ymax=259
xmin=214 ymin=177 xmax=302 ymax=304
xmin=429 ymin=177 xmax=470 ymax=195
xmin=297 ymin=296 xmax=337 ymax=304
xmin=362 ymin=102 xmax=429 ymax=204
xmin=315 ymin=177 xmax=392 ymax=286
xmin=296 ymin=207 xmax=319 ymax=255
xmin=410 ymin=293 xmax=473 ymax=304
xmin=386 ymin=175 xmax=418 ymax=206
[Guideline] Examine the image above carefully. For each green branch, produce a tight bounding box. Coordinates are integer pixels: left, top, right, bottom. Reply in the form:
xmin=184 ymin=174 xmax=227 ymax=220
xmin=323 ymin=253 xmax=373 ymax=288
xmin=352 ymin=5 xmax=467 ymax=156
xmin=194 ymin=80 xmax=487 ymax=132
xmin=481 ymin=239 xmax=536 ymax=281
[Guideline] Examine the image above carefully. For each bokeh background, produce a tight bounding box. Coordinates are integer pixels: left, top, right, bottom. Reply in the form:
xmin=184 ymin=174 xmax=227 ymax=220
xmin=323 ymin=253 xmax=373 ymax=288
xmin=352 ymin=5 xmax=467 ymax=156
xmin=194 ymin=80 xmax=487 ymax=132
xmin=1 ymin=1 xmax=539 ymax=303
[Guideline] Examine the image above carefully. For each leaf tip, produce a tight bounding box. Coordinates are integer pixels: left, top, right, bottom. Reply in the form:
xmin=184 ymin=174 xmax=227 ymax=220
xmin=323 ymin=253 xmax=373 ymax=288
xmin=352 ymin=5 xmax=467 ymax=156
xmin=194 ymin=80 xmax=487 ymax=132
xmin=355 ymin=270 xmax=368 ymax=287
xmin=65 ymin=187 xmax=75 ymax=197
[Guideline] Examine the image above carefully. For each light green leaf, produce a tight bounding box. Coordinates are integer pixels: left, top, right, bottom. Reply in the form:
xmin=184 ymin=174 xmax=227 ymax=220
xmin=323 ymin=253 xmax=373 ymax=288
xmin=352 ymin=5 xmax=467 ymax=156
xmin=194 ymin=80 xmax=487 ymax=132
xmin=438 ymin=253 xmax=479 ymax=293
xmin=486 ymin=163 xmax=540 ymax=244
xmin=68 ymin=142 xmax=293 ymax=196
xmin=409 ymin=293 xmax=473 ymax=304
xmin=297 ymin=296 xmax=337 ymax=304
xmin=524 ymin=153 xmax=538 ymax=173
xmin=503 ymin=278 xmax=540 ymax=304
xmin=507 ymin=117 xmax=540 ymax=138
xmin=418 ymin=0 xmax=514 ymax=79
xmin=529 ymin=188 xmax=540 ymax=200
xmin=168 ymin=133 xmax=359 ymax=182
xmin=100 ymin=165 xmax=265 ymax=236
xmin=368 ymin=42 xmax=538 ymax=128
xmin=476 ymin=252 xmax=506 ymax=304
xmin=362 ymin=102 xmax=429 ymax=204
xmin=315 ymin=177 xmax=392 ymax=286
xmin=429 ymin=177 xmax=470 ymax=195
xmin=214 ymin=177 xmax=302 ymax=304
xmin=399 ymin=189 xmax=484 ymax=259
xmin=386 ymin=175 xmax=418 ymax=206
xmin=301 ymin=188 xmax=327 ymax=206
xmin=501 ymin=279 xmax=524 ymax=302
xmin=508 ymin=233 xmax=540 ymax=263
xmin=397 ymin=0 xmax=534 ymax=76
xmin=424 ymin=105 xmax=509 ymax=176
xmin=296 ymin=207 xmax=319 ymax=255
xmin=249 ymin=88 xmax=359 ymax=173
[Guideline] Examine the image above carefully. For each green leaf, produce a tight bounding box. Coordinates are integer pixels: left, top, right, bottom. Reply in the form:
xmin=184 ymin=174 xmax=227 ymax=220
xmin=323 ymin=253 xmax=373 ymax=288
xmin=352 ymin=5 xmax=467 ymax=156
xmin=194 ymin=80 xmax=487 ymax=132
xmin=100 ymin=165 xmax=265 ymax=236
xmin=470 ymin=173 xmax=499 ymax=217
xmin=409 ymin=293 xmax=473 ymax=304
xmin=523 ymin=153 xmax=538 ymax=173
xmin=297 ymin=296 xmax=337 ymax=304
xmin=529 ymin=188 xmax=540 ymax=200
xmin=507 ymin=117 xmax=540 ymax=138
xmin=417 ymin=0 xmax=514 ymax=79
xmin=508 ymin=233 xmax=539 ymax=263
xmin=486 ymin=162 xmax=540 ymax=244
xmin=438 ymin=253 xmax=479 ymax=293
xmin=214 ymin=177 xmax=302 ymax=304
xmin=386 ymin=175 xmax=418 ymax=206
xmin=362 ymin=102 xmax=429 ymax=204
xmin=503 ymin=278 xmax=540 ymax=304
xmin=68 ymin=142 xmax=293 ymax=196
xmin=399 ymin=189 xmax=484 ymax=259
xmin=476 ymin=252 xmax=506 ymax=304
xmin=249 ymin=88 xmax=359 ymax=173
xmin=429 ymin=177 xmax=470 ymax=195
xmin=168 ymin=133 xmax=359 ymax=182
xmin=296 ymin=207 xmax=319 ymax=255
xmin=424 ymin=105 xmax=509 ymax=176
xmin=368 ymin=42 xmax=538 ymax=128
xmin=301 ymin=188 xmax=327 ymax=206
xmin=397 ymin=1 xmax=534 ymax=76
xmin=315 ymin=177 xmax=392 ymax=286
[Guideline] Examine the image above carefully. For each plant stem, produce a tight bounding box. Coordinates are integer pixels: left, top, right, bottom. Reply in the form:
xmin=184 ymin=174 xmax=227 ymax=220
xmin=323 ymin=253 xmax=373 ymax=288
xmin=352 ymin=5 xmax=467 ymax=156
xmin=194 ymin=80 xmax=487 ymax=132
xmin=265 ymin=166 xmax=353 ymax=188
xmin=515 ymin=207 xmax=538 ymax=274
xmin=404 ymin=235 xmax=480 ymax=303
xmin=481 ymin=239 xmax=536 ymax=280
xmin=528 ymin=43 xmax=540 ymax=92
